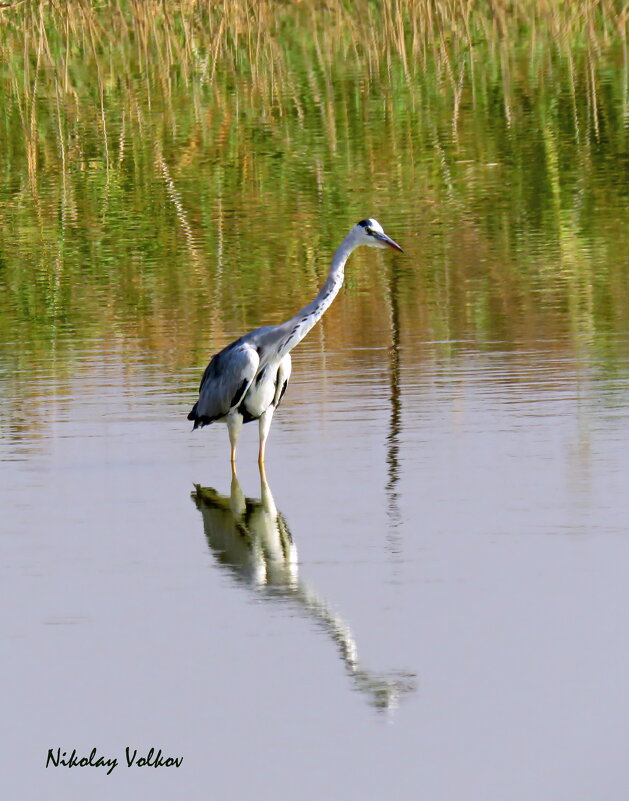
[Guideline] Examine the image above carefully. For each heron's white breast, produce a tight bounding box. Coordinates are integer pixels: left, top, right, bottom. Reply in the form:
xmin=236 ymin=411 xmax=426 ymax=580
xmin=242 ymin=370 xmax=277 ymax=418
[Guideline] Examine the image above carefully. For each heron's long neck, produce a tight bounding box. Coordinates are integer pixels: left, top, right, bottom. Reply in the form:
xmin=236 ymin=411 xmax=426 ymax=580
xmin=278 ymin=234 xmax=356 ymax=355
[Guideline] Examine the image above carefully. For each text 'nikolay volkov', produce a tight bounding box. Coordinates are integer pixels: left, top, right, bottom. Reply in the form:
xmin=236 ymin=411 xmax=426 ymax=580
xmin=46 ymin=747 xmax=183 ymax=775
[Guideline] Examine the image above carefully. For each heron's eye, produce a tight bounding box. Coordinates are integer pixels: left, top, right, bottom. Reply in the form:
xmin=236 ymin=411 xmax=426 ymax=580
xmin=365 ymin=228 xmax=373 ymax=236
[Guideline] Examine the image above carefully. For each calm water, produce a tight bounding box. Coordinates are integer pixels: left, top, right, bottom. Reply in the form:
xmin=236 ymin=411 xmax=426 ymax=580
xmin=2 ymin=6 xmax=629 ymax=800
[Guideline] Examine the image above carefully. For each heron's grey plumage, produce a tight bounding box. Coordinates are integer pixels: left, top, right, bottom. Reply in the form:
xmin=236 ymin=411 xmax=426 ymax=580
xmin=188 ymin=337 xmax=260 ymax=427
xmin=188 ymin=218 xmax=402 ymax=465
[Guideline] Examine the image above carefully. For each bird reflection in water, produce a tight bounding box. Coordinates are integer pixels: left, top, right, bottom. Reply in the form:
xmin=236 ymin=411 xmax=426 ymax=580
xmin=191 ymin=469 xmax=416 ymax=711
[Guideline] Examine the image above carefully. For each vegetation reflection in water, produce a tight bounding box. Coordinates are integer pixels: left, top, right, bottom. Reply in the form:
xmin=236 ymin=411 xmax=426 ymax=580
xmin=192 ymin=471 xmax=416 ymax=711
xmin=0 ymin=0 xmax=628 ymax=403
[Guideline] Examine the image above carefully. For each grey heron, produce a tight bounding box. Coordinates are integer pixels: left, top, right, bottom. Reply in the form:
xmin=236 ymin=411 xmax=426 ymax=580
xmin=188 ymin=218 xmax=403 ymax=465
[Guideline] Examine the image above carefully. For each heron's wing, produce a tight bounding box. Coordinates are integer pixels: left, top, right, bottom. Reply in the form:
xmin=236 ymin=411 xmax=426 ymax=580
xmin=189 ymin=340 xmax=260 ymax=426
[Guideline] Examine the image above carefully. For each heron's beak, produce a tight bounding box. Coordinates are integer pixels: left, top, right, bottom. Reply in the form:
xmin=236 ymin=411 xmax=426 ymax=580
xmin=375 ymin=232 xmax=404 ymax=253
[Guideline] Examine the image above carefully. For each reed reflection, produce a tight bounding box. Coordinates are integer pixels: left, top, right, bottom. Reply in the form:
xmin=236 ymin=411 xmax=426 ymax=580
xmin=385 ymin=258 xmax=403 ymax=540
xmin=192 ymin=470 xmax=416 ymax=711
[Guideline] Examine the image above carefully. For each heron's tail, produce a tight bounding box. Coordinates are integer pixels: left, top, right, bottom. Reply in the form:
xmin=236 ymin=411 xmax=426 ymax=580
xmin=187 ymin=402 xmax=201 ymax=429
xmin=187 ymin=401 xmax=214 ymax=430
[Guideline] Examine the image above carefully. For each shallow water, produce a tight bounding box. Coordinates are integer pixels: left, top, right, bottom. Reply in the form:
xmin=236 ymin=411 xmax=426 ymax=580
xmin=4 ymin=333 xmax=629 ymax=799
xmin=2 ymin=6 xmax=629 ymax=799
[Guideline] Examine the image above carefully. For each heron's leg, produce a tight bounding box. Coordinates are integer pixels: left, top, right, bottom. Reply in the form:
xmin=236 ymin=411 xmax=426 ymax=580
xmin=258 ymin=408 xmax=274 ymax=465
xmin=226 ymin=411 xmax=243 ymax=467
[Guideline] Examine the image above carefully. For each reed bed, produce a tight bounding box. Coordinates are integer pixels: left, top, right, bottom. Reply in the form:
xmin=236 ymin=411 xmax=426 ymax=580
xmin=2 ymin=0 xmax=625 ymax=180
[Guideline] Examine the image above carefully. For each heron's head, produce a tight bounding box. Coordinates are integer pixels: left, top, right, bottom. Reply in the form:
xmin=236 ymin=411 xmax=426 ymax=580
xmin=353 ymin=218 xmax=403 ymax=252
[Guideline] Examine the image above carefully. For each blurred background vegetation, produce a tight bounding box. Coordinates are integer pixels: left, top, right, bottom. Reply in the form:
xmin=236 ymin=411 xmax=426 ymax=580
xmin=0 ymin=0 xmax=627 ymax=388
